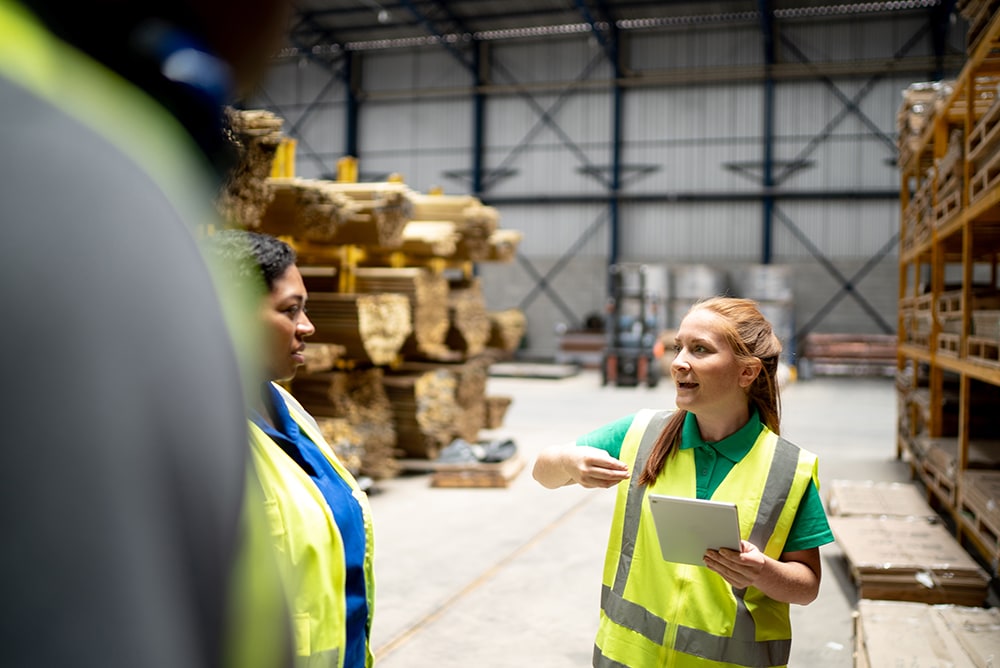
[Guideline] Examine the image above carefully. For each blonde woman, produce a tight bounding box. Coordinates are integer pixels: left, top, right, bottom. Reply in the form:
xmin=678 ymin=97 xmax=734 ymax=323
xmin=533 ymin=297 xmax=833 ymax=668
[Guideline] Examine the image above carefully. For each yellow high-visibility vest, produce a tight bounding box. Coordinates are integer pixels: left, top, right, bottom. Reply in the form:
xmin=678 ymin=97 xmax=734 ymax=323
xmin=594 ymin=409 xmax=818 ymax=668
xmin=249 ymin=383 xmax=375 ymax=668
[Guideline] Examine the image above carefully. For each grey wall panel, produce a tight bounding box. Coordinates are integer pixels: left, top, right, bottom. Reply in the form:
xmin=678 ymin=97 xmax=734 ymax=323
xmin=491 ymin=38 xmax=612 ymax=85
xmin=490 ymin=204 xmax=609 ymax=258
xmin=362 ymin=48 xmax=472 ymax=92
xmin=623 ymin=85 xmax=762 ymax=193
xmin=629 ymin=25 xmax=763 ymax=71
xmin=478 ymin=257 xmax=609 ymax=358
xmin=771 ymin=201 xmax=898 ymax=260
xmin=619 ymin=203 xmax=762 ymax=261
xmin=779 ymin=14 xmax=949 ymax=61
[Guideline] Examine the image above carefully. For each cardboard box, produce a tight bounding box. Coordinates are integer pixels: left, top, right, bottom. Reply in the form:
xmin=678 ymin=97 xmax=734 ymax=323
xmin=827 ymin=479 xmax=937 ymax=520
xmin=830 ymin=516 xmax=990 ymax=606
xmin=855 ymin=599 xmax=1000 ymax=667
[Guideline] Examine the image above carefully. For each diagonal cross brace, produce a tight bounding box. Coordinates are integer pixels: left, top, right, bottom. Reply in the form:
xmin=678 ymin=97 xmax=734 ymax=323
xmin=517 ymin=209 xmax=611 ymax=326
xmin=773 ymin=207 xmax=897 ymax=339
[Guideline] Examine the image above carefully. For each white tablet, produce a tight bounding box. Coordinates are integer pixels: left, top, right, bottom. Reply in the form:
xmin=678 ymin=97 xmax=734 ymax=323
xmin=647 ymin=494 xmax=742 ymax=566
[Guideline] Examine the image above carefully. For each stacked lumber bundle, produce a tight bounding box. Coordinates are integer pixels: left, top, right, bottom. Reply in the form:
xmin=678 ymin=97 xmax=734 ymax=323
xmin=289 ymin=367 xmax=400 ymax=480
xmin=487 ymin=309 xmax=527 ymax=354
xmin=353 ymin=267 xmax=450 ymax=360
xmin=257 ymin=177 xmax=357 ymax=241
xmin=406 ymin=193 xmax=500 ymax=261
xmin=380 ymin=369 xmax=457 ymax=459
xmin=445 ymin=278 xmax=493 ymax=357
xmin=215 ymin=111 xmax=528 ymax=478
xmin=800 ymin=333 xmax=897 ymax=377
xmin=218 ymin=108 xmax=284 ymax=228
xmin=854 ymin=599 xmax=1000 ymax=668
xmin=305 ymin=292 xmax=412 ymax=366
xmin=829 ymin=515 xmax=991 ymax=606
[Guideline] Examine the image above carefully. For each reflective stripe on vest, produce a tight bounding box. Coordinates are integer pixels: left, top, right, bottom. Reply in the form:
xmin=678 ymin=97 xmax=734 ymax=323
xmin=595 ymin=409 xmax=815 ymax=667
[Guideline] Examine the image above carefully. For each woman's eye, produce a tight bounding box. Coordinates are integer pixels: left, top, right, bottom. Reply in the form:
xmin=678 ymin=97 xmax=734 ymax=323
xmin=672 ymin=344 xmax=681 ymax=353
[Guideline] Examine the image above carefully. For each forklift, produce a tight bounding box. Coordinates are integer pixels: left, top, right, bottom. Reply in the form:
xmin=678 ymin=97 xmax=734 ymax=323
xmin=601 ymin=263 xmax=663 ymax=388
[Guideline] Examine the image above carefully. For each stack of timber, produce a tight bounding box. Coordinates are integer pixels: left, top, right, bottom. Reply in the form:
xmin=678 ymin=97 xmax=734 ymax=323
xmin=305 ymin=292 xmax=412 ymax=366
xmin=829 ymin=516 xmax=991 ymax=606
xmin=380 ymin=368 xmax=458 ymax=459
xmin=445 ymin=277 xmax=493 ymax=357
xmin=854 ymin=599 xmax=1000 ymax=668
xmin=218 ymin=108 xmax=284 ymax=228
xmin=257 ymin=177 xmax=357 ymax=242
xmin=353 ymin=267 xmax=451 ymax=361
xmin=289 ymin=367 xmax=400 ymax=480
xmin=800 ymin=333 xmax=897 ymax=377
xmin=407 ymin=192 xmax=500 ymax=261
xmin=216 ymin=112 xmax=527 ymax=481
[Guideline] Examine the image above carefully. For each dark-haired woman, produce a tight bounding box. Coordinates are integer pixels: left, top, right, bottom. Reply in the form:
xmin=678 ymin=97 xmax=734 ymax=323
xmin=207 ymin=229 xmax=374 ymax=668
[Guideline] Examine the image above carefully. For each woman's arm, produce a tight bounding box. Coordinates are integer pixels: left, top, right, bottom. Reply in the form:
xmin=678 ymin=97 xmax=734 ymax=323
xmin=703 ymin=543 xmax=822 ymax=605
xmin=532 ymin=444 xmax=631 ymax=489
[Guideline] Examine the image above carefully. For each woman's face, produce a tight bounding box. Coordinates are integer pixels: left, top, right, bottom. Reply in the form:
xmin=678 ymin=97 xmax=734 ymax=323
xmin=260 ymin=264 xmax=315 ymax=382
xmin=671 ymin=308 xmax=757 ymax=419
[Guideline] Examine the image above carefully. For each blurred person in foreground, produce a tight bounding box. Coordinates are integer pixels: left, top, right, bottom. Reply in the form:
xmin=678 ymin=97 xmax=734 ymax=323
xmin=533 ymin=297 xmax=833 ymax=667
xmin=0 ymin=0 xmax=296 ymax=666
xmin=206 ymin=229 xmax=376 ymax=668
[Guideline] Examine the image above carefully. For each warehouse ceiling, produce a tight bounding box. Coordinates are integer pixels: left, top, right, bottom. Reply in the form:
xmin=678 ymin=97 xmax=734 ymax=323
xmin=282 ymin=0 xmax=955 ymax=57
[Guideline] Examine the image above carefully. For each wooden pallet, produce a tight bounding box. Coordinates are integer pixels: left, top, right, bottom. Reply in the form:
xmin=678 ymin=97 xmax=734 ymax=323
xmin=968 ymin=143 xmax=1000 ymax=203
xmin=430 ymin=452 xmax=526 ymax=488
xmin=967 ymin=335 xmax=1000 ymax=367
xmin=972 ymin=309 xmax=1000 ymax=339
xmin=916 ymin=454 xmax=957 ymax=508
xmin=968 ymin=93 xmax=1000 ymax=163
xmin=937 ymin=332 xmax=961 ymax=357
xmin=933 ymin=185 xmax=963 ymax=227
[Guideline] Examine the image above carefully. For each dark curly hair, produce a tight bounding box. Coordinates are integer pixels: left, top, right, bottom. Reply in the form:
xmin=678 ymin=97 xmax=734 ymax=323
xmin=203 ymin=229 xmax=296 ymax=292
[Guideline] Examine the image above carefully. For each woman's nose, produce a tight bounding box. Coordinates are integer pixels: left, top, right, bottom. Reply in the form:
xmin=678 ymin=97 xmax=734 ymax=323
xmin=672 ymin=350 xmax=689 ymax=371
xmin=298 ymin=313 xmax=316 ymax=338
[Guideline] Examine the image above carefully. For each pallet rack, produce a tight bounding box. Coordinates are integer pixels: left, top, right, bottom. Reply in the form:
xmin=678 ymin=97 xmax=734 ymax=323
xmin=897 ymin=9 xmax=1000 ymax=576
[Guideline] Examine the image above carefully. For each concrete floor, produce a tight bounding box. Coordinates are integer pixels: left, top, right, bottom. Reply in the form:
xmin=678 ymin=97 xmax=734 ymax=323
xmin=365 ymin=370 xmax=910 ymax=667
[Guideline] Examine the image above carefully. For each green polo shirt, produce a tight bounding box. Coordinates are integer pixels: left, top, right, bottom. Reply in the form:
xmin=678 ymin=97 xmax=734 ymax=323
xmin=577 ymin=411 xmax=833 ymax=552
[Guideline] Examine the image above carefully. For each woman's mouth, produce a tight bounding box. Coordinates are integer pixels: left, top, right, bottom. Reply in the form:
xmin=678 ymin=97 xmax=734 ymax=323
xmin=677 ymin=381 xmax=698 ymax=390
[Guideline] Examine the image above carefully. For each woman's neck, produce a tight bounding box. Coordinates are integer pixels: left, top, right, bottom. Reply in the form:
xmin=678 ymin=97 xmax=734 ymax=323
xmin=694 ymin=405 xmax=750 ymax=443
xmin=254 ymin=383 xmax=277 ymax=429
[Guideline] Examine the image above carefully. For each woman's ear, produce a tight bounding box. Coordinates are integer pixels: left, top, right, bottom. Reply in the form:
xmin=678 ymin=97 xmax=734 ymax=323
xmin=739 ymin=359 xmax=762 ymax=388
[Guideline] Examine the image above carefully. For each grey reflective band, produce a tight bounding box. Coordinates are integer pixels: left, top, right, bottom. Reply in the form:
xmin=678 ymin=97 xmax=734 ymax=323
xmin=593 ymin=645 xmax=631 ymax=668
xmin=601 ymin=584 xmax=666 ymax=644
xmin=747 ymin=437 xmax=801 ymax=549
xmin=611 ymin=411 xmax=671 ymax=597
xmin=600 ymin=415 xmax=801 ymax=667
xmin=301 ymin=647 xmax=340 ymax=668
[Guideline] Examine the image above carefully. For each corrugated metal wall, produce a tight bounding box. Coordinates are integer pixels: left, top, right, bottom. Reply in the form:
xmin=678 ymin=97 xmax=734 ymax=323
xmin=250 ymin=9 xmax=966 ymax=358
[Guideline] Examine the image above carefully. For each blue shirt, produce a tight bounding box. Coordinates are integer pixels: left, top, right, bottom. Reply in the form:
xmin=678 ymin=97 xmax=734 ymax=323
xmin=577 ymin=411 xmax=833 ymax=552
xmin=252 ymin=384 xmax=368 ymax=667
